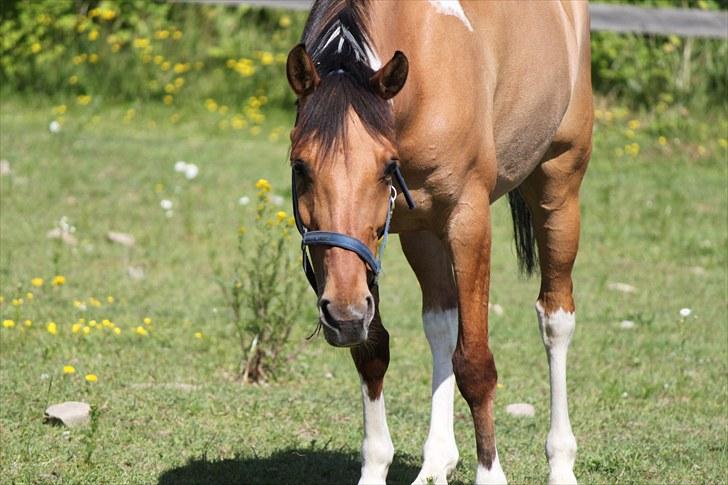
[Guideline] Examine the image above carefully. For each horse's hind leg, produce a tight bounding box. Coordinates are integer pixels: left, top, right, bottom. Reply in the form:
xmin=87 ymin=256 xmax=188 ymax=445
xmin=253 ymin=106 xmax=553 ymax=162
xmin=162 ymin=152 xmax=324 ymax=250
xmin=401 ymin=232 xmax=460 ymax=484
xmin=351 ymin=288 xmax=394 ymax=485
xmin=520 ymin=142 xmax=590 ymax=485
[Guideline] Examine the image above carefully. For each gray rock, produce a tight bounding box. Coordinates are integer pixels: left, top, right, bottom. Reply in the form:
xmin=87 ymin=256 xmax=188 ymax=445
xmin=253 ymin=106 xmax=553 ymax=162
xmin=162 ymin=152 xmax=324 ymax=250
xmin=44 ymin=401 xmax=91 ymax=427
xmin=506 ymin=403 xmax=535 ymax=418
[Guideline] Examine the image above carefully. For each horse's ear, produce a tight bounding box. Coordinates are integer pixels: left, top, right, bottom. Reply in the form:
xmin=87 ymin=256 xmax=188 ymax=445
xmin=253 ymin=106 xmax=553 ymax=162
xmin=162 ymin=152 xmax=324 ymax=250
xmin=287 ymin=44 xmax=320 ymax=97
xmin=370 ymin=51 xmax=408 ymax=100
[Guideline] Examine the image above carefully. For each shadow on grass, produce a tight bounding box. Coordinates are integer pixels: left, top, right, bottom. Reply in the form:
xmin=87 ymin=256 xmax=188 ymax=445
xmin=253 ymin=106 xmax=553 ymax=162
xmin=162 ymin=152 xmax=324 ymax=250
xmin=158 ymin=448 xmax=421 ymax=485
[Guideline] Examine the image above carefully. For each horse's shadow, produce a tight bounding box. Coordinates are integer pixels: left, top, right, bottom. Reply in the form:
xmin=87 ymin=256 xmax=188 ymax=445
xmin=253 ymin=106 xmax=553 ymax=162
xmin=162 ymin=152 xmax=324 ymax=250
xmin=157 ymin=447 xmax=421 ymax=485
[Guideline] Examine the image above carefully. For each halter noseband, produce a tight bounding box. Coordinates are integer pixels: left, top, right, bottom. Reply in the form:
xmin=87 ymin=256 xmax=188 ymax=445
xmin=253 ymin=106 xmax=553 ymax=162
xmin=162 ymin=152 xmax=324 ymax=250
xmin=291 ymin=163 xmax=416 ymax=291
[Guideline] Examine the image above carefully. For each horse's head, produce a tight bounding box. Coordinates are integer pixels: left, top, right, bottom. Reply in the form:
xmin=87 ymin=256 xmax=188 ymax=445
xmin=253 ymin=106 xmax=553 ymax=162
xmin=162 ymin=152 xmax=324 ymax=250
xmin=286 ymin=44 xmax=409 ymax=347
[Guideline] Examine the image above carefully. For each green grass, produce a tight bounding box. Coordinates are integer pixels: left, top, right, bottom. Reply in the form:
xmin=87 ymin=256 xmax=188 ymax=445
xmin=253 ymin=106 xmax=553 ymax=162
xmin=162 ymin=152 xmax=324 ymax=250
xmin=1 ymin=97 xmax=726 ymax=484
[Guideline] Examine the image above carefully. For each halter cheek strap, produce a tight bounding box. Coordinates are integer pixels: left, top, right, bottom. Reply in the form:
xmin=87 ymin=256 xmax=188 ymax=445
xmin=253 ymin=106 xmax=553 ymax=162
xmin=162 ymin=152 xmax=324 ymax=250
xmin=291 ymin=164 xmax=415 ymax=291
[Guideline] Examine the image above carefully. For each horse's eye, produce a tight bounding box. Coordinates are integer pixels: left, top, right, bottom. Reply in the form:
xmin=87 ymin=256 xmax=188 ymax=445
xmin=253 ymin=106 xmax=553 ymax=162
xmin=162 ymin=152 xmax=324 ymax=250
xmin=382 ymin=160 xmax=398 ymax=181
xmin=292 ymin=160 xmax=309 ymax=177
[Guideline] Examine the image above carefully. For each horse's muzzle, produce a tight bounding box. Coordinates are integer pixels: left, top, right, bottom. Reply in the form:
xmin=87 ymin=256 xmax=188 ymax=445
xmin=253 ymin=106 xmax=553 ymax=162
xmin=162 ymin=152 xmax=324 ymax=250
xmin=319 ymin=297 xmax=373 ymax=347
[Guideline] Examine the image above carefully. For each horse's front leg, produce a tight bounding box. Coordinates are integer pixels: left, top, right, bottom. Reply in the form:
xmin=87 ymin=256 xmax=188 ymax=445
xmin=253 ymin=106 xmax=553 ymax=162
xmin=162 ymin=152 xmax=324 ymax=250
xmin=447 ymin=187 xmax=507 ymax=485
xmin=401 ymin=232 xmax=460 ymax=485
xmin=351 ymin=294 xmax=394 ymax=485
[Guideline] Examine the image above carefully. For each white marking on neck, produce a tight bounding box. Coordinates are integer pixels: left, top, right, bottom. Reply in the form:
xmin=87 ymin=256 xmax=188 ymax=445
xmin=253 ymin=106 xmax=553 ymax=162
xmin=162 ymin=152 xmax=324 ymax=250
xmin=428 ymin=0 xmax=473 ymax=32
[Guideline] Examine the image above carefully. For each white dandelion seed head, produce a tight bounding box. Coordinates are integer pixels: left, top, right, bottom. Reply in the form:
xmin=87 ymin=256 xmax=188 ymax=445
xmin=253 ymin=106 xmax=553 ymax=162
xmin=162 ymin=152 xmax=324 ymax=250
xmin=160 ymin=199 xmax=173 ymax=210
xmin=49 ymin=121 xmax=61 ymax=134
xmin=174 ymin=160 xmax=188 ymax=173
xmin=679 ymin=308 xmax=692 ymax=318
xmin=184 ymin=163 xmax=199 ymax=180
xmin=238 ymin=196 xmax=250 ymax=206
xmin=270 ymin=194 xmax=284 ymax=206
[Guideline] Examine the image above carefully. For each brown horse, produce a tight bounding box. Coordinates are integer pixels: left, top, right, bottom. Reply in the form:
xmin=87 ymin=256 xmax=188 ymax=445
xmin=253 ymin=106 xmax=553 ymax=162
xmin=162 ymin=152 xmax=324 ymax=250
xmin=286 ymin=1 xmax=592 ymax=483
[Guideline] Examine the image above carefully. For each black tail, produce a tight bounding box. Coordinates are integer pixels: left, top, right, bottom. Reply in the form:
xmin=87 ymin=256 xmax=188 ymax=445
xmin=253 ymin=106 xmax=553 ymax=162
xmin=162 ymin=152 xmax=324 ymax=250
xmin=507 ymin=189 xmax=538 ymax=276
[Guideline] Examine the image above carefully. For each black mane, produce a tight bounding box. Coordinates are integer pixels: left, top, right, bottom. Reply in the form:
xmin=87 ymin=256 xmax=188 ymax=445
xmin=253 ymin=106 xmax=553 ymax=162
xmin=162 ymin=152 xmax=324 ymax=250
xmin=293 ymin=0 xmax=393 ymax=158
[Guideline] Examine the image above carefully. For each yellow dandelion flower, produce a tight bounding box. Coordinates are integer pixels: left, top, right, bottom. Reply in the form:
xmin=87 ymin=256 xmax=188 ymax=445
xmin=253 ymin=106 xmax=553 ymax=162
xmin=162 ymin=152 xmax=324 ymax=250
xmin=163 ymin=95 xmax=174 ymax=105
xmin=47 ymin=321 xmax=58 ymax=335
xmin=72 ymin=323 xmax=82 ymax=333
xmin=287 ymin=216 xmax=295 ymax=227
xmin=2 ymin=319 xmax=15 ymax=329
xmin=194 ymin=331 xmax=203 ymax=339
xmin=89 ymin=319 xmax=97 ymax=327
xmin=88 ymin=30 xmax=99 ymax=41
xmin=161 ymin=61 xmax=171 ymax=71
xmin=31 ymin=42 xmax=42 ymax=54
xmin=111 ymin=43 xmax=121 ymax=53
xmin=82 ymin=326 xmax=91 ymax=335
xmin=12 ymin=298 xmax=23 ymax=306
xmin=658 ymin=136 xmax=667 ymax=146
xmin=164 ymin=83 xmax=176 ymax=94
xmin=26 ymin=292 xmax=33 ymax=300
xmin=73 ymin=54 xmax=86 ymax=65
xmin=154 ymin=55 xmax=164 ymax=65
xmin=279 ymin=15 xmax=291 ymax=28
xmin=719 ymin=138 xmax=728 ymax=149
xmin=113 ymin=327 xmax=121 ymax=335
xmin=89 ymin=53 xmax=99 ymax=63
xmin=627 ymin=119 xmax=640 ymax=131
xmin=205 ymin=99 xmax=218 ymax=112
xmin=23 ymin=319 xmax=32 ymax=327
xmin=85 ymin=374 xmax=97 ymax=383
xmin=174 ymin=77 xmax=184 ymax=88
xmin=173 ymin=63 xmax=189 ymax=73
xmin=52 ymin=105 xmax=66 ymax=116
xmin=135 ymin=326 xmax=148 ymax=336
xmin=143 ymin=317 xmax=152 ymax=325
xmin=154 ymin=30 xmax=170 ymax=40
xmin=276 ymin=211 xmax=287 ymax=222
xmin=107 ymin=296 xmax=114 ymax=304
xmin=68 ymin=75 xmax=79 ymax=85
xmin=133 ymin=38 xmax=150 ymax=49
xmin=255 ymin=178 xmax=272 ymax=192
xmin=76 ymin=95 xmax=91 ymax=106
xmin=261 ymin=52 xmax=274 ymax=65
xmin=89 ymin=297 xmax=101 ymax=307
xmin=63 ymin=365 xmax=75 ymax=374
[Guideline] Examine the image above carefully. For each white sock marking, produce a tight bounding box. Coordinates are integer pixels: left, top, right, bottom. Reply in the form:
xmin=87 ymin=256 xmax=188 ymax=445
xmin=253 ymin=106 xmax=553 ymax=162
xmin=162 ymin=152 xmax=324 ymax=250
xmin=428 ymin=1 xmax=474 ymax=32
xmin=475 ymin=449 xmax=507 ymax=485
xmin=358 ymin=379 xmax=394 ymax=485
xmin=413 ymin=309 xmax=460 ymax=484
xmin=536 ymin=302 xmax=578 ymax=485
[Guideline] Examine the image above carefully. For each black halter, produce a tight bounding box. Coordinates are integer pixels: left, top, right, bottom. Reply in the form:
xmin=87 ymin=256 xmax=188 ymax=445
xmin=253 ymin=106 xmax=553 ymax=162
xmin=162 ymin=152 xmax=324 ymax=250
xmin=291 ymin=163 xmax=416 ymax=291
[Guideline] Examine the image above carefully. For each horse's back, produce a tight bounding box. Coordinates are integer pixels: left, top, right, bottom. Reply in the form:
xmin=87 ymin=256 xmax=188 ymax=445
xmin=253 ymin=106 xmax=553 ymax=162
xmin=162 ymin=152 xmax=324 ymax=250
xmin=376 ymin=1 xmax=592 ymax=201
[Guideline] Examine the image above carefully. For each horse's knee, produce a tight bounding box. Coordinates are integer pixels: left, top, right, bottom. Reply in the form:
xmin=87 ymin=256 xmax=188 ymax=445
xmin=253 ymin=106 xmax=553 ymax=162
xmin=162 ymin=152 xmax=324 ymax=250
xmin=452 ymin=345 xmax=497 ymax=407
xmin=536 ymin=301 xmax=575 ymax=350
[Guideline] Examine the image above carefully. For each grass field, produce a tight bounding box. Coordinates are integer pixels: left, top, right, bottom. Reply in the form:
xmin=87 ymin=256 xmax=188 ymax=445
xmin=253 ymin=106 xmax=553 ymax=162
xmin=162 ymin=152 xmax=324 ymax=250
xmin=1 ymin=97 xmax=726 ymax=484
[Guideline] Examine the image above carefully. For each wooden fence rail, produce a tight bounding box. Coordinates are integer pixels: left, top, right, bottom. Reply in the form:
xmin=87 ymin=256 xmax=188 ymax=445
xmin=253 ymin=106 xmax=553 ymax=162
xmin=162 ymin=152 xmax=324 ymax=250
xmin=173 ymin=0 xmax=728 ymax=39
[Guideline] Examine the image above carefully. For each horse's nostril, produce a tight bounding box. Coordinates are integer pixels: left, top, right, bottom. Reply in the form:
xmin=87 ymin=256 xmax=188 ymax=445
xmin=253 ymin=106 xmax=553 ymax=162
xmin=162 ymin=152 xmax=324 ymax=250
xmin=319 ymin=299 xmax=339 ymax=329
xmin=365 ymin=295 xmax=374 ymax=315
